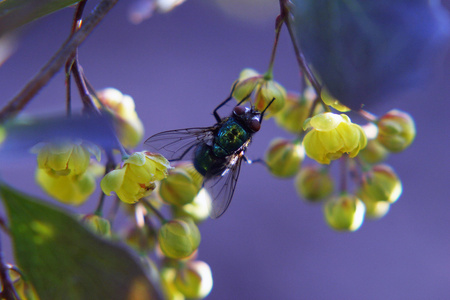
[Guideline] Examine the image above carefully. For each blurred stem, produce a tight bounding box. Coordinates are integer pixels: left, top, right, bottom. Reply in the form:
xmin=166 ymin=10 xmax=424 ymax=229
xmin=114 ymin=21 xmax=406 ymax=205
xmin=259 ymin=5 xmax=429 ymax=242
xmin=279 ymin=0 xmax=330 ymax=112
xmin=0 ymin=0 xmax=119 ymax=123
xmin=265 ymin=15 xmax=284 ymax=78
xmin=65 ymin=0 xmax=87 ymax=117
xmin=358 ymin=109 xmax=378 ymax=123
xmin=95 ymin=153 xmax=116 ymax=216
xmin=142 ymin=199 xmax=167 ymax=224
xmin=0 ymin=235 xmax=19 ymax=300
xmin=107 ymin=196 xmax=121 ymax=226
xmin=339 ymin=156 xmax=348 ymax=194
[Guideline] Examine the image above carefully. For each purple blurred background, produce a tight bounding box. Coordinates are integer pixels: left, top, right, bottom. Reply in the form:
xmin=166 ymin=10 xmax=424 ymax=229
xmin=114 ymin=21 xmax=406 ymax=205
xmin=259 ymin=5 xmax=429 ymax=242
xmin=1 ymin=1 xmax=450 ymax=299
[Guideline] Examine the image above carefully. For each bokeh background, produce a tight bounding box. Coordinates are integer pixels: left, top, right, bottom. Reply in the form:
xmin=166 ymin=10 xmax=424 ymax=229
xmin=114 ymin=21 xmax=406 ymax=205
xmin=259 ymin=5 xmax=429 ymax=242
xmin=1 ymin=0 xmax=449 ymax=299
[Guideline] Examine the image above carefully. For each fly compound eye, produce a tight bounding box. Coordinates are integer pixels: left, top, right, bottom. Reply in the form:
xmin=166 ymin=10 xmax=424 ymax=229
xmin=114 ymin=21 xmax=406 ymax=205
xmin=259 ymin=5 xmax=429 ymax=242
xmin=249 ymin=119 xmax=261 ymax=132
xmin=233 ymin=106 xmax=246 ymax=116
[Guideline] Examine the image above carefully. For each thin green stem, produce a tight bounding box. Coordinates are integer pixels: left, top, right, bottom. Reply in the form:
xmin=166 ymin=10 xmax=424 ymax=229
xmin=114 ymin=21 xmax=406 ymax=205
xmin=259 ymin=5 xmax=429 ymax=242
xmin=279 ymin=0 xmax=330 ymax=112
xmin=265 ymin=16 xmax=284 ymax=78
xmin=142 ymin=199 xmax=167 ymax=223
xmin=95 ymin=153 xmax=116 ymax=216
xmin=339 ymin=156 xmax=348 ymax=194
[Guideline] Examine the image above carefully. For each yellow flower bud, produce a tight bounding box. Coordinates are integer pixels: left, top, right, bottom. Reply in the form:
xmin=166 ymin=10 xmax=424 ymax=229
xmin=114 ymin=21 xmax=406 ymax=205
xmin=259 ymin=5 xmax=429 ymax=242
xmin=323 ymin=194 xmax=366 ymax=231
xmin=294 ymin=165 xmax=334 ymax=202
xmin=101 ymin=151 xmax=171 ymax=204
xmin=158 ymin=218 xmax=201 ymax=259
xmin=274 ymin=88 xmax=322 ymax=134
xmin=359 ymin=164 xmax=402 ymax=204
xmin=357 ymin=191 xmax=391 ymax=219
xmin=376 ymin=109 xmax=416 ymax=152
xmin=173 ymin=188 xmax=212 ymax=223
xmin=33 ymin=140 xmax=100 ymax=176
xmin=96 ymin=88 xmax=144 ymax=148
xmin=174 ymin=261 xmax=213 ymax=299
xmin=303 ymin=112 xmax=367 ymax=164
xmin=233 ymin=68 xmax=263 ymax=101
xmin=160 ymin=267 xmax=185 ymax=300
xmin=265 ymin=138 xmax=304 ymax=178
xmin=359 ymin=138 xmax=389 ymax=164
xmin=35 ymin=168 xmax=97 ymax=205
xmin=254 ymin=79 xmax=286 ymax=118
xmin=160 ymin=168 xmax=201 ymax=207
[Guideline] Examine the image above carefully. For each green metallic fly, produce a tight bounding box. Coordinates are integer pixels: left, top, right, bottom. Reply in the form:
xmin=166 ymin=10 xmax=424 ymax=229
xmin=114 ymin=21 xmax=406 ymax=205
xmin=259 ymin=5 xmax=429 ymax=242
xmin=145 ymin=88 xmax=274 ymax=218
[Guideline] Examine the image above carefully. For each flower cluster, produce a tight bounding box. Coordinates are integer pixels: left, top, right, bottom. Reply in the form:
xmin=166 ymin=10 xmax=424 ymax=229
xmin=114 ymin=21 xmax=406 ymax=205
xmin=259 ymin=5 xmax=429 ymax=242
xmin=234 ymin=69 xmax=417 ymax=232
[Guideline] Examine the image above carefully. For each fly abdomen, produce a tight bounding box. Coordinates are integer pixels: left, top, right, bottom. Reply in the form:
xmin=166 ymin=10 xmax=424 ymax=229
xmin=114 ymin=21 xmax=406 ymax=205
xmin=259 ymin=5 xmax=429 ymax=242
xmin=193 ymin=143 xmax=227 ymax=177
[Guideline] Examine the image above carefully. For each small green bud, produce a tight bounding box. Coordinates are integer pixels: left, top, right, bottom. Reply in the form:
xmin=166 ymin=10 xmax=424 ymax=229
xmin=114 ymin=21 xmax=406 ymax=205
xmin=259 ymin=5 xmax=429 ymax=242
xmin=160 ymin=168 xmax=200 ymax=206
xmin=174 ymin=261 xmax=213 ymax=299
xmin=324 ymin=194 xmax=366 ymax=231
xmin=265 ymin=138 xmax=304 ymax=178
xmin=377 ymin=109 xmax=416 ymax=152
xmin=80 ymin=214 xmax=112 ymax=238
xmin=173 ymin=188 xmax=212 ymax=223
xmin=158 ymin=218 xmax=201 ymax=259
xmin=274 ymin=88 xmax=322 ymax=134
xmin=359 ymin=164 xmax=402 ymax=204
xmin=294 ymin=165 xmax=334 ymax=202
xmin=357 ymin=191 xmax=391 ymax=219
xmin=254 ymin=79 xmax=286 ymax=118
xmin=161 ymin=267 xmax=186 ymax=300
xmin=359 ymin=138 xmax=389 ymax=164
xmin=233 ymin=68 xmax=263 ymax=101
xmin=125 ymin=225 xmax=157 ymax=253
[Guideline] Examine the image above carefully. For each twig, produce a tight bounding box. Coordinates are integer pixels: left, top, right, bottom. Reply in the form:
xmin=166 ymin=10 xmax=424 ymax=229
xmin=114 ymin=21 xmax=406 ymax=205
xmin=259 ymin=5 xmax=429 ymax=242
xmin=0 ymin=0 xmax=119 ymax=123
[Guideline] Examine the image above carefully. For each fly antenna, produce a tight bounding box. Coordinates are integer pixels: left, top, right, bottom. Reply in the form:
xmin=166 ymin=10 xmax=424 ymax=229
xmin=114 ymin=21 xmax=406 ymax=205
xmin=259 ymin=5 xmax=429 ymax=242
xmin=260 ymin=98 xmax=276 ymax=122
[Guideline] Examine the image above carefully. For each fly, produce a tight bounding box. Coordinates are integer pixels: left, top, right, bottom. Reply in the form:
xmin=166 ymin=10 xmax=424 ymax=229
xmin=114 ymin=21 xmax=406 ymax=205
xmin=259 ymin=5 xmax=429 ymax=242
xmin=145 ymin=88 xmax=274 ymax=218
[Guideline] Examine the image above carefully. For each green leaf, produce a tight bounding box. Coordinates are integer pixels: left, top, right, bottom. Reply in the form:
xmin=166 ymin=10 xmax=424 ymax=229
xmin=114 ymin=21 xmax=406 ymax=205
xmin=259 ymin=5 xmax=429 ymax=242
xmin=0 ymin=183 xmax=163 ymax=300
xmin=0 ymin=0 xmax=81 ymax=35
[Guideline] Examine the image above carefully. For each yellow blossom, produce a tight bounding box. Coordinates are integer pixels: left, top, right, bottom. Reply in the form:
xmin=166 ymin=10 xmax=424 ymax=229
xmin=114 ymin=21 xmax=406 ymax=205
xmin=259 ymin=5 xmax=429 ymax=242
xmin=96 ymin=88 xmax=144 ymax=148
xmin=101 ymin=151 xmax=171 ymax=204
xmin=36 ymin=168 xmax=97 ymax=205
xmin=303 ymin=112 xmax=367 ymax=164
xmin=32 ymin=140 xmax=100 ymax=176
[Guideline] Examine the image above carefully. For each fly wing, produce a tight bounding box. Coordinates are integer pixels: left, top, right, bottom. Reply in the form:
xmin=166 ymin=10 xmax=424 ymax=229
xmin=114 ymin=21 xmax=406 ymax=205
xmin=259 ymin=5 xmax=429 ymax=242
xmin=204 ymin=154 xmax=243 ymax=219
xmin=144 ymin=127 xmax=216 ymax=161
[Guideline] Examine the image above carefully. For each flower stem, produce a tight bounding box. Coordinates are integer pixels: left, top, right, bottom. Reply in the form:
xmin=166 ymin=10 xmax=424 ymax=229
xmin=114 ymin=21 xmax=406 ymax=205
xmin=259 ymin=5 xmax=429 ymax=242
xmin=265 ymin=15 xmax=284 ymax=78
xmin=278 ymin=0 xmax=327 ymax=111
xmin=95 ymin=153 xmax=116 ymax=216
xmin=142 ymin=199 xmax=167 ymax=224
xmin=0 ymin=0 xmax=119 ymax=123
xmin=0 ymin=235 xmax=19 ymax=300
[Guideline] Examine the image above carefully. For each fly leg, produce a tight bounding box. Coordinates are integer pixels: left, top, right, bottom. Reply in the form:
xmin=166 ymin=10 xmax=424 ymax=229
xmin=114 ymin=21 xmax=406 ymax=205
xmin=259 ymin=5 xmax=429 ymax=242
xmin=213 ymin=82 xmax=238 ymax=122
xmin=213 ymin=81 xmax=253 ymax=122
xmin=242 ymin=156 xmax=266 ymax=167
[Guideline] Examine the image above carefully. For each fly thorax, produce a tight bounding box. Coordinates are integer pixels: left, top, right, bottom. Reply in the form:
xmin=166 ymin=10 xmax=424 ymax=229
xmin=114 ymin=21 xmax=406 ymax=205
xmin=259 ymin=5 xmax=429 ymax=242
xmin=213 ymin=119 xmax=249 ymax=157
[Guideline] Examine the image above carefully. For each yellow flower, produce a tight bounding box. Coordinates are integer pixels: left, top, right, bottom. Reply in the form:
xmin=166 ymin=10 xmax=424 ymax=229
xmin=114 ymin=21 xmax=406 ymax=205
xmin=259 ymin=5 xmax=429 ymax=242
xmin=36 ymin=168 xmax=97 ymax=205
xmin=32 ymin=140 xmax=100 ymax=176
xmin=101 ymin=151 xmax=171 ymax=204
xmin=303 ymin=112 xmax=367 ymax=164
xmin=96 ymin=88 xmax=144 ymax=148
